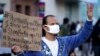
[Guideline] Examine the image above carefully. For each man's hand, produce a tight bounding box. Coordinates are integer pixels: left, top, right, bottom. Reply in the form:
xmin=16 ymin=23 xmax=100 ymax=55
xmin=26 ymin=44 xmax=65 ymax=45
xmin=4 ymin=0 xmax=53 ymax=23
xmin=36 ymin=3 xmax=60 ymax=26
xmin=87 ymin=4 xmax=93 ymax=20
xmin=11 ymin=45 xmax=22 ymax=55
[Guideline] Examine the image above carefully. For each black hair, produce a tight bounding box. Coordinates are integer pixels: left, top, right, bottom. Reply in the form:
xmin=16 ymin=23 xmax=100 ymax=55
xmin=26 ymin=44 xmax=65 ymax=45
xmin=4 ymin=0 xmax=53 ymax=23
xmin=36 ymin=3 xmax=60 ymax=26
xmin=63 ymin=17 xmax=69 ymax=24
xmin=0 ymin=20 xmax=3 ymax=23
xmin=43 ymin=15 xmax=55 ymax=25
xmin=42 ymin=15 xmax=55 ymax=36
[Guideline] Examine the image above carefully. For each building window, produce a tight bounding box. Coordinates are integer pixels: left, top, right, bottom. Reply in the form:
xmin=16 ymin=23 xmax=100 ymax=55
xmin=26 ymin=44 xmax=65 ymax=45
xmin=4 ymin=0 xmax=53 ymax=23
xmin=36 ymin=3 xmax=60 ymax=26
xmin=0 ymin=3 xmax=5 ymax=14
xmin=25 ymin=5 xmax=31 ymax=15
xmin=16 ymin=5 xmax=22 ymax=13
xmin=0 ymin=3 xmax=5 ymax=9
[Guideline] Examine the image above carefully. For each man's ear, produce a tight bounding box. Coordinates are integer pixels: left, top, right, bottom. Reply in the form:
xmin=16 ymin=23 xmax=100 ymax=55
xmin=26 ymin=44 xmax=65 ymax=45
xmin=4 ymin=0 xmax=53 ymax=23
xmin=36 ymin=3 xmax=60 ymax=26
xmin=43 ymin=25 xmax=49 ymax=32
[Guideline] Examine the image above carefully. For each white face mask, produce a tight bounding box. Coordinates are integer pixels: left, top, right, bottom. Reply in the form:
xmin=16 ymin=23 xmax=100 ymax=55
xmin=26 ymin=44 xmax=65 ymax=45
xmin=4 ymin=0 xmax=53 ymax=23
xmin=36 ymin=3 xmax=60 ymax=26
xmin=45 ymin=24 xmax=60 ymax=34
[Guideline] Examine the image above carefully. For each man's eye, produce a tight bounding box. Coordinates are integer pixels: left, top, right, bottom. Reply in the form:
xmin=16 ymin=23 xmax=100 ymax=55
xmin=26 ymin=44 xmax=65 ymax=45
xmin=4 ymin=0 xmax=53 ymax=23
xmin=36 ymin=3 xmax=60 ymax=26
xmin=56 ymin=23 xmax=59 ymax=25
xmin=50 ymin=23 xmax=59 ymax=25
xmin=51 ymin=23 xmax=55 ymax=25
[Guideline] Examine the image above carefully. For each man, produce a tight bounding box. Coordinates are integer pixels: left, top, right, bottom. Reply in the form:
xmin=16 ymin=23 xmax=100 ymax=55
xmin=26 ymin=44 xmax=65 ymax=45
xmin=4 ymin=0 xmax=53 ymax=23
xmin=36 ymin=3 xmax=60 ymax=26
xmin=12 ymin=4 xmax=93 ymax=56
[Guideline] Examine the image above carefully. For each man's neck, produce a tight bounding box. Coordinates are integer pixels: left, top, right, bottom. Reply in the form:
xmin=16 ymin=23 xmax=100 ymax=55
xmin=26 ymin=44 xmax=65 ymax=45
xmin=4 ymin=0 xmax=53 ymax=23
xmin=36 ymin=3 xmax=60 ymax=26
xmin=45 ymin=33 xmax=56 ymax=41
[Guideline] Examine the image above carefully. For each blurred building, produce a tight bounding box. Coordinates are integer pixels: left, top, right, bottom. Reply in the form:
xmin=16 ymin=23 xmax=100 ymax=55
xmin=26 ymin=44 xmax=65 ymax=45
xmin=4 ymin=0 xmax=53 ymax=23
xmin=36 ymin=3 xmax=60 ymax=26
xmin=11 ymin=0 xmax=39 ymax=16
xmin=0 ymin=0 xmax=40 ymax=16
xmin=0 ymin=0 xmax=100 ymax=23
xmin=44 ymin=0 xmax=100 ymax=24
xmin=0 ymin=0 xmax=10 ymax=11
xmin=44 ymin=0 xmax=79 ymax=24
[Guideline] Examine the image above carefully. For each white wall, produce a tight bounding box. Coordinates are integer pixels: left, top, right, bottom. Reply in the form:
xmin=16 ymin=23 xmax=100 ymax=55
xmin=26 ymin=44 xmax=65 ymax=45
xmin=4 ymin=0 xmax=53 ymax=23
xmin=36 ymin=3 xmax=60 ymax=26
xmin=71 ymin=5 xmax=79 ymax=22
xmin=0 ymin=0 xmax=11 ymax=11
xmin=44 ymin=0 xmax=67 ymax=24
xmin=56 ymin=3 xmax=69 ymax=24
xmin=44 ymin=0 xmax=79 ymax=24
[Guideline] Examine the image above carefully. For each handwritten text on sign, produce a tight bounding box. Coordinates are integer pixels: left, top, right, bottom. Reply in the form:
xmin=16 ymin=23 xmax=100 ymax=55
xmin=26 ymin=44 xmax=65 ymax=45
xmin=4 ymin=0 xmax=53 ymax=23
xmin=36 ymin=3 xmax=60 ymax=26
xmin=2 ymin=11 xmax=42 ymax=51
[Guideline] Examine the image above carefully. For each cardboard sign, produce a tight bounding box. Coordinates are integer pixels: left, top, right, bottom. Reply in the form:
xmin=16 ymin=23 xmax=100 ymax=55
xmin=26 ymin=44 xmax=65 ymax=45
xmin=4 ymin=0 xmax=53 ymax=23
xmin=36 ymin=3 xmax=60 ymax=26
xmin=2 ymin=11 xmax=42 ymax=51
xmin=82 ymin=0 xmax=98 ymax=4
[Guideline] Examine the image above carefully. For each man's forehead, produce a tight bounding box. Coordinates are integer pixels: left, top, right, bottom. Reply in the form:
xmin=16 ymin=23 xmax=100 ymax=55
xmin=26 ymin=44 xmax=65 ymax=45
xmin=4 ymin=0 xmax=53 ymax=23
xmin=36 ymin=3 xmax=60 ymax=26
xmin=47 ymin=17 xmax=57 ymax=22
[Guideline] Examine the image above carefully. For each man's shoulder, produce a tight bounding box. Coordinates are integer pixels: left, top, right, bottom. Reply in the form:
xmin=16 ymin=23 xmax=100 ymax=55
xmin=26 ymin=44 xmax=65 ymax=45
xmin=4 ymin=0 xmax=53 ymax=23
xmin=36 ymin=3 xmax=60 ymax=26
xmin=57 ymin=36 xmax=71 ymax=42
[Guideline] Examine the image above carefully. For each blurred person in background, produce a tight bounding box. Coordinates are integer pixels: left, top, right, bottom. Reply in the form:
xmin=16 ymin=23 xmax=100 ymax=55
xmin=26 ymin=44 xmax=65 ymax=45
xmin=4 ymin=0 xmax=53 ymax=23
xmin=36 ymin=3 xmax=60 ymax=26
xmin=59 ymin=17 xmax=70 ymax=36
xmin=90 ymin=18 xmax=100 ymax=56
xmin=70 ymin=22 xmax=77 ymax=35
xmin=76 ymin=21 xmax=84 ymax=33
xmin=75 ymin=21 xmax=84 ymax=56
